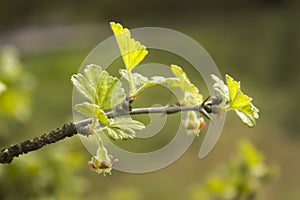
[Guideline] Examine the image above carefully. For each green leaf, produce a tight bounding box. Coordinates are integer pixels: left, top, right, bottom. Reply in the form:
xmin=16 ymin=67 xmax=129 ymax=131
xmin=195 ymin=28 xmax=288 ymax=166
xmin=110 ymin=22 xmax=148 ymax=72
xmin=168 ymin=65 xmax=198 ymax=93
xmin=96 ymin=70 xmax=125 ymax=110
xmin=101 ymin=117 xmax=145 ymax=140
xmin=119 ymin=69 xmax=166 ymax=96
xmin=136 ymin=76 xmax=167 ymax=95
xmin=71 ymin=65 xmax=98 ymax=103
xmin=211 ymin=74 xmax=259 ymax=127
xmin=0 ymin=81 xmax=6 ymax=95
xmin=71 ymin=64 xmax=126 ymax=109
xmin=74 ymin=102 xmax=109 ymax=125
xmin=226 ymin=75 xmax=259 ymax=127
xmin=167 ymin=65 xmax=203 ymax=104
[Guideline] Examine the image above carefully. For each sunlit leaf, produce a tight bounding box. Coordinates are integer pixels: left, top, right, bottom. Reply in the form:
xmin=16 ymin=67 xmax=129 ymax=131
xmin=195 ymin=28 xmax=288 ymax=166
xmin=168 ymin=65 xmax=198 ymax=93
xmin=74 ymin=102 xmax=109 ymax=125
xmin=71 ymin=65 xmax=98 ymax=103
xmin=226 ymin=75 xmax=259 ymax=127
xmin=119 ymin=69 xmax=166 ymax=96
xmin=110 ymin=22 xmax=148 ymax=72
xmin=101 ymin=117 xmax=145 ymax=140
xmin=96 ymin=70 xmax=125 ymax=110
xmin=71 ymin=64 xmax=126 ymax=109
xmin=211 ymin=74 xmax=259 ymax=127
xmin=167 ymin=65 xmax=203 ymax=104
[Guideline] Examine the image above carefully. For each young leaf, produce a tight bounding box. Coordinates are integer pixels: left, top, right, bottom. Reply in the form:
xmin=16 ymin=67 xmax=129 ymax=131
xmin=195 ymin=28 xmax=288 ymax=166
xmin=74 ymin=102 xmax=109 ymax=125
xmin=167 ymin=65 xmax=203 ymax=105
xmin=96 ymin=70 xmax=125 ymax=110
xmin=135 ymin=76 xmax=167 ymax=96
xmin=110 ymin=22 xmax=148 ymax=72
xmin=211 ymin=74 xmax=229 ymax=100
xmin=71 ymin=65 xmax=98 ymax=103
xmin=119 ymin=69 xmax=166 ymax=96
xmin=169 ymin=65 xmax=198 ymax=93
xmin=100 ymin=117 xmax=145 ymax=140
xmin=71 ymin=64 xmax=126 ymax=109
xmin=211 ymin=74 xmax=259 ymax=127
xmin=226 ymin=75 xmax=259 ymax=127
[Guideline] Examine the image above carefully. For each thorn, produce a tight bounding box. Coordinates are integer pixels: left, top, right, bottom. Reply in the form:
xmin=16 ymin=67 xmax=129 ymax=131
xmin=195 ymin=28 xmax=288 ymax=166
xmin=202 ymin=96 xmax=211 ymax=105
xmin=199 ymin=107 xmax=211 ymax=120
xmin=201 ymin=96 xmax=213 ymax=114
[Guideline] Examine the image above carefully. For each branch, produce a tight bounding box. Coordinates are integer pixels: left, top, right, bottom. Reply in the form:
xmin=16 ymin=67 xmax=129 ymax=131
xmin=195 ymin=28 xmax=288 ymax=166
xmin=0 ymin=123 xmax=77 ymax=164
xmin=0 ymin=103 xmax=211 ymax=164
xmin=110 ymin=104 xmax=209 ymax=117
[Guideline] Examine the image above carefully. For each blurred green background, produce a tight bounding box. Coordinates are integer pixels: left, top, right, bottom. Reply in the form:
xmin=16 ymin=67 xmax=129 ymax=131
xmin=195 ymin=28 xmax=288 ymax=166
xmin=0 ymin=0 xmax=299 ymax=199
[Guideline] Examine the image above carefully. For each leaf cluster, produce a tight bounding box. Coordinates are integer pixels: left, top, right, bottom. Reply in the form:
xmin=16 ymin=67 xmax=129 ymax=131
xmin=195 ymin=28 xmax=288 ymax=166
xmin=211 ymin=75 xmax=259 ymax=127
xmin=191 ymin=141 xmax=277 ymax=200
xmin=71 ymin=22 xmax=259 ymax=175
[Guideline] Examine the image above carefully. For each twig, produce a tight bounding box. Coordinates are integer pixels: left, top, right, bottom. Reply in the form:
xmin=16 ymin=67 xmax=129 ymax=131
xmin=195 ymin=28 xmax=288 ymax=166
xmin=0 ymin=123 xmax=77 ymax=164
xmin=0 ymin=103 xmax=212 ymax=164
